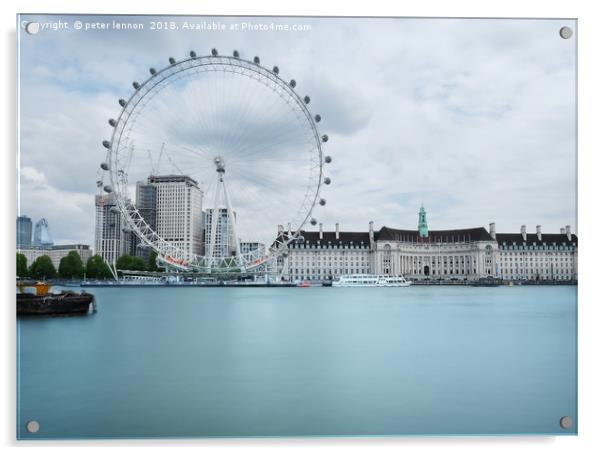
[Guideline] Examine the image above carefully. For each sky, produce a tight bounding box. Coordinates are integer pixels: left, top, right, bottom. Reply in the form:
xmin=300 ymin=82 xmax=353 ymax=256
xmin=17 ymin=15 xmax=577 ymax=246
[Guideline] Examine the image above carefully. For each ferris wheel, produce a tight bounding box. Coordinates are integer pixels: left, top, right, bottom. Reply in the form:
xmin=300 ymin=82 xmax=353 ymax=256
xmin=99 ymin=49 xmax=332 ymax=274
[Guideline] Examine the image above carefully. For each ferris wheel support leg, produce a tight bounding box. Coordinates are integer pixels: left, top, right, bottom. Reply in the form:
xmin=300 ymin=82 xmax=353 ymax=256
xmin=208 ymin=179 xmax=221 ymax=269
xmin=279 ymin=255 xmax=289 ymax=282
xmin=221 ymin=175 xmax=243 ymax=269
xmin=106 ymin=257 xmax=118 ymax=280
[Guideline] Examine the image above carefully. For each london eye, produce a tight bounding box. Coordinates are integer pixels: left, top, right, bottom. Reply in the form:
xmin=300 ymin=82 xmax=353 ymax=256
xmin=98 ymin=49 xmax=332 ymax=274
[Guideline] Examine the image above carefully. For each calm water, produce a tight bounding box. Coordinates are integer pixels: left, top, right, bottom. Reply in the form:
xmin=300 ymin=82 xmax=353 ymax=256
xmin=17 ymin=285 xmax=577 ymax=439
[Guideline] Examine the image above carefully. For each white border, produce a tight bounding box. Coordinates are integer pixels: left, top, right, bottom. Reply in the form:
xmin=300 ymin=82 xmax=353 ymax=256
xmin=3 ymin=1 xmax=601 ymax=454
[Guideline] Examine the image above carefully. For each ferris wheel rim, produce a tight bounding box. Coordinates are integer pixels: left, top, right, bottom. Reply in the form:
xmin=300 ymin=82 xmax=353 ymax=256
xmin=102 ymin=51 xmax=328 ymax=272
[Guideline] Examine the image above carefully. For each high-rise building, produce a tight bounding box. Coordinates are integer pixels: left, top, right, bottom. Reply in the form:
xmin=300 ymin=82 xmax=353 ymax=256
xmin=94 ymin=193 xmax=124 ymax=266
xmin=204 ymin=208 xmax=237 ymax=259
xmin=132 ymin=181 xmax=158 ymax=261
xmin=33 ymin=218 xmax=54 ymax=247
xmin=149 ymin=175 xmax=203 ymax=258
xmin=16 ymin=216 xmax=32 ymax=248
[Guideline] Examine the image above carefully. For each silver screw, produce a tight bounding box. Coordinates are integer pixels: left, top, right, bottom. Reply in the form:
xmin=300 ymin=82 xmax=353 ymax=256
xmin=25 ymin=22 xmax=40 ymax=35
xmin=559 ymin=416 xmax=573 ymax=429
xmin=26 ymin=420 xmax=40 ymax=433
xmin=559 ymin=26 xmax=573 ymax=39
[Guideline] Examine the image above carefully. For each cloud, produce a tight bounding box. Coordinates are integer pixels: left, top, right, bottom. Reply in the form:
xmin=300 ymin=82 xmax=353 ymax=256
xmin=17 ymin=16 xmax=577 ymax=248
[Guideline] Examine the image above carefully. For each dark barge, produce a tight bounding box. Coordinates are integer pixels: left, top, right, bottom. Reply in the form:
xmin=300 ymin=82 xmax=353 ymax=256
xmin=17 ymin=282 xmax=96 ymax=316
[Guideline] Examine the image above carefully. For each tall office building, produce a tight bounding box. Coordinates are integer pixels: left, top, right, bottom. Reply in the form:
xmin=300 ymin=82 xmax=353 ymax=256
xmin=204 ymin=208 xmax=237 ymax=259
xmin=132 ymin=181 xmax=158 ymax=261
xmin=16 ymin=216 xmax=32 ymax=248
xmin=148 ymin=175 xmax=203 ymax=258
xmin=94 ymin=193 xmax=124 ymax=266
xmin=33 ymin=218 xmax=54 ymax=247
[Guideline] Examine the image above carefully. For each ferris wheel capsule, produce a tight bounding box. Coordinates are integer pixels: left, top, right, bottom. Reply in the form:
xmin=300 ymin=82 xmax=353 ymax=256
xmin=132 ymin=81 xmax=140 ymax=90
xmin=149 ymin=67 xmax=157 ymax=75
xmin=321 ymin=134 xmax=329 ymax=143
xmin=211 ymin=48 xmax=218 ymax=56
xmin=102 ymin=140 xmax=111 ymax=149
xmin=233 ymin=50 xmax=240 ymax=58
xmin=314 ymin=114 xmax=321 ymax=123
xmin=319 ymin=199 xmax=326 ymax=206
xmin=108 ymin=119 xmax=117 ymax=127
xmin=103 ymin=185 xmax=113 ymax=193
xmin=324 ymin=177 xmax=331 ymax=185
xmin=303 ymin=96 xmax=310 ymax=104
xmin=310 ymin=218 xmax=317 ymax=226
xmin=189 ymin=50 xmax=197 ymax=58
xmin=100 ymin=162 xmax=110 ymax=171
xmin=324 ymin=156 xmax=332 ymax=163
xmin=273 ymin=66 xmax=279 ymax=74
xmin=118 ymin=99 xmax=126 ymax=107
xmin=253 ymin=56 xmax=260 ymax=64
xmin=169 ymin=57 xmax=176 ymax=65
xmin=289 ymin=79 xmax=296 ymax=88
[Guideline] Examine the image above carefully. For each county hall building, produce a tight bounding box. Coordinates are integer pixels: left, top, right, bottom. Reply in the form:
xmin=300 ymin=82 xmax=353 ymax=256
xmin=282 ymin=206 xmax=577 ymax=283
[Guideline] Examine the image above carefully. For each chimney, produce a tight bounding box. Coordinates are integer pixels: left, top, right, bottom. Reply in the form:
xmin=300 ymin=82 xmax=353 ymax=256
xmin=566 ymin=225 xmax=571 ymax=240
xmin=536 ymin=225 xmax=542 ymax=241
xmin=560 ymin=227 xmax=566 ymax=235
xmin=319 ymin=223 xmax=323 ymax=240
xmin=489 ymin=222 xmax=496 ymax=240
xmin=521 ymin=225 xmax=527 ymax=241
xmin=287 ymin=222 xmax=292 ymax=236
xmin=369 ymin=221 xmax=374 ymax=243
xmin=335 ymin=223 xmax=340 ymax=240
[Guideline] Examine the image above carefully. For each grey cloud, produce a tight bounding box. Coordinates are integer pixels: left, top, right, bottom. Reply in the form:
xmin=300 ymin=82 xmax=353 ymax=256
xmin=18 ymin=16 xmax=577 ymax=246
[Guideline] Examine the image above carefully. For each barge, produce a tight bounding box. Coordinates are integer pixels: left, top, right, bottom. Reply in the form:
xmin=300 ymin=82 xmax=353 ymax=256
xmin=17 ymin=282 xmax=96 ymax=316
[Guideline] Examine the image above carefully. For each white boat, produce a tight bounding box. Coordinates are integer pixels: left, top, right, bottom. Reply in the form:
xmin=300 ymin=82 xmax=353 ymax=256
xmin=332 ymin=274 xmax=413 ymax=287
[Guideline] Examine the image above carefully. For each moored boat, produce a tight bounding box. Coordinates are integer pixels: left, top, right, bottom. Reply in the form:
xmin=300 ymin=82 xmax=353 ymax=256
xmin=17 ymin=282 xmax=96 ymax=316
xmin=332 ymin=274 xmax=412 ymax=287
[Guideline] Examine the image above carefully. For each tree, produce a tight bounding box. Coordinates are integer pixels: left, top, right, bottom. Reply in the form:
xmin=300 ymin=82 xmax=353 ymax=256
xmin=58 ymin=251 xmax=85 ymax=279
xmin=147 ymin=250 xmax=159 ymax=272
xmin=85 ymin=255 xmax=113 ymax=279
xmin=16 ymin=253 xmax=27 ymax=278
xmin=29 ymin=255 xmax=56 ymax=280
xmin=116 ymin=254 xmax=146 ymax=272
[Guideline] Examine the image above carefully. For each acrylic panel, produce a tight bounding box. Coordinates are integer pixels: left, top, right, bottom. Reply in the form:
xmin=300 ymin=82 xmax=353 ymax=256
xmin=16 ymin=15 xmax=577 ymax=439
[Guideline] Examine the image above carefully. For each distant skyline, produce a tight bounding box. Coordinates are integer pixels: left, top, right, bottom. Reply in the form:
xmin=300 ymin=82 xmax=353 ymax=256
xmin=18 ymin=15 xmax=577 ymax=245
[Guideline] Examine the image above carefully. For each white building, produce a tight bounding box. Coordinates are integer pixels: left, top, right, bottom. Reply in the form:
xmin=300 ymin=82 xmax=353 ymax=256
xmin=204 ymin=207 xmax=236 ymax=259
xmin=278 ymin=206 xmax=577 ymax=283
xmin=281 ymin=223 xmax=372 ymax=282
xmin=149 ymin=175 xmax=203 ymax=258
xmin=19 ymin=244 xmax=93 ymax=270
xmin=496 ymin=224 xmax=578 ymax=282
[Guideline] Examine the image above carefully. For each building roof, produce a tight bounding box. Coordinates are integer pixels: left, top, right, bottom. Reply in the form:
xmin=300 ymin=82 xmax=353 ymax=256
xmin=278 ymin=229 xmax=370 ymax=247
xmin=148 ymin=174 xmax=199 ymax=187
xmin=496 ymin=233 xmax=578 ymax=246
xmin=275 ymin=226 xmax=579 ymax=247
xmin=376 ymin=226 xmax=493 ymax=243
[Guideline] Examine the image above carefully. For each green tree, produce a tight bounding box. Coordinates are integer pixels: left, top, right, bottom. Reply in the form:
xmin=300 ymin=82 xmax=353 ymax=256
xmin=58 ymin=251 xmax=85 ymax=279
xmin=85 ymin=255 xmax=113 ymax=279
xmin=17 ymin=253 xmax=28 ymax=278
xmin=29 ymin=255 xmax=57 ymax=280
xmin=116 ymin=254 xmax=146 ymax=272
xmin=147 ymin=250 xmax=159 ymax=272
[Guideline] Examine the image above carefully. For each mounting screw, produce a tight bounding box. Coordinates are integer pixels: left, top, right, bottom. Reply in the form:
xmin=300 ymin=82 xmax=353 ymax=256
xmin=559 ymin=27 xmax=573 ymax=39
xmin=26 ymin=420 xmax=40 ymax=433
